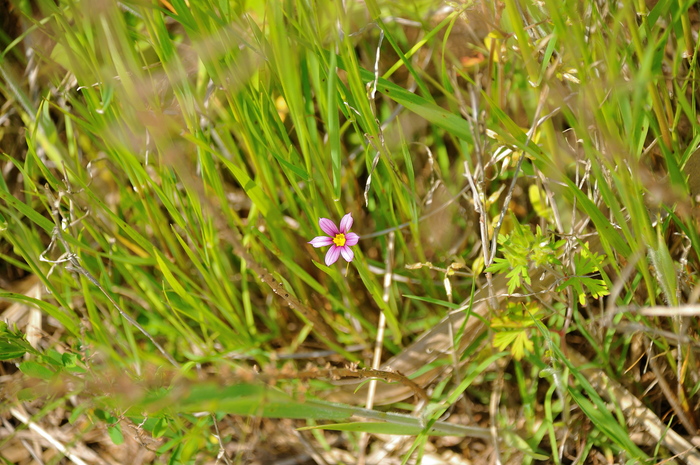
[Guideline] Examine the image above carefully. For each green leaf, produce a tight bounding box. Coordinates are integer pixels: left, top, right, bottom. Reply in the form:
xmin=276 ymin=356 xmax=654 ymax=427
xmin=486 ymin=257 xmax=511 ymax=275
xmin=152 ymin=417 xmax=169 ymax=439
xmin=327 ymin=52 xmax=341 ymax=199
xmin=0 ymin=292 xmax=79 ymax=336
xmin=69 ymin=404 xmax=89 ymax=424
xmin=562 ymin=177 xmax=632 ymax=257
xmin=0 ymin=324 xmax=37 ymax=360
xmin=557 ymin=242 xmax=610 ymax=306
xmin=215 ymin=154 xmax=282 ymax=224
xmin=532 ymin=320 xmax=649 ymax=461
xmin=108 ymin=424 xmax=125 ymax=445
xmin=493 ymin=331 xmax=520 ymax=351
xmin=330 ymin=51 xmax=473 ymax=143
xmin=402 ymin=295 xmax=461 ymax=310
xmin=270 ymin=150 xmax=310 ymax=182
xmin=94 ymin=409 xmax=116 ymax=422
xmin=503 ymin=429 xmax=550 ymax=461
xmin=511 ymin=331 xmax=534 ymax=361
xmin=174 ymin=383 xmax=488 ymax=437
xmin=505 ymin=265 xmax=528 ymax=293
xmin=19 ymin=361 xmax=56 ymax=380
xmin=299 ymin=421 xmax=456 ymax=436
xmin=493 ymin=329 xmax=533 ymax=360
xmin=0 ymin=184 xmax=54 ymax=233
xmin=648 ymin=227 xmax=678 ymax=306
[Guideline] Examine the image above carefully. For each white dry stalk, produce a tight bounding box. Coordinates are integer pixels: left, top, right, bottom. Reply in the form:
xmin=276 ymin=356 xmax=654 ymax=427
xmin=0 ymin=276 xmax=42 ymax=349
xmin=26 ymin=284 xmax=42 ymax=350
xmin=370 ymin=29 xmax=383 ymax=100
xmin=358 ymin=231 xmax=395 ymax=465
xmin=10 ymin=408 xmax=90 ymax=465
xmin=489 ymin=375 xmax=503 ymax=465
xmin=639 ymin=305 xmax=700 ymax=317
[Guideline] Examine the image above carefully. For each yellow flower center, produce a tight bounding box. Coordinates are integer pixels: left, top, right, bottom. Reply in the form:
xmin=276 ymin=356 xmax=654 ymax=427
xmin=332 ymin=233 xmax=346 ymax=247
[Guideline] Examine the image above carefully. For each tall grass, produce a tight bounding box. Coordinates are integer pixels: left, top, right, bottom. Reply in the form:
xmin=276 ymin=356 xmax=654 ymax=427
xmin=1 ymin=0 xmax=699 ymax=463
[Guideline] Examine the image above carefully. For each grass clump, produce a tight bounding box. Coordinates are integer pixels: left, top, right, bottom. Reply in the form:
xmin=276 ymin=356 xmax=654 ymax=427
xmin=1 ymin=0 xmax=699 ymax=463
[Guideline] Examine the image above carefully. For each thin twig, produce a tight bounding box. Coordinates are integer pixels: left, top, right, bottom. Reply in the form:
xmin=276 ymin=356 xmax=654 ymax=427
xmin=212 ymin=413 xmax=232 ymax=465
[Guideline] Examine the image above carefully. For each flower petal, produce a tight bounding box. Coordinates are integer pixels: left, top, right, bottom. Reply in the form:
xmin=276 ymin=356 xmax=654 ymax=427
xmin=308 ymin=236 xmax=334 ymax=248
xmin=340 ymin=246 xmax=354 ymax=262
xmin=339 ymin=213 xmax=353 ymax=233
xmin=344 ymin=232 xmax=360 ymax=246
xmin=319 ymin=218 xmax=339 ymax=236
xmin=325 ymin=246 xmax=341 ymax=266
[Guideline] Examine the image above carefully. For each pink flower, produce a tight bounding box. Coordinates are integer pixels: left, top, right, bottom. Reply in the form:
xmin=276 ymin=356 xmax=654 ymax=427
xmin=308 ymin=213 xmax=360 ymax=266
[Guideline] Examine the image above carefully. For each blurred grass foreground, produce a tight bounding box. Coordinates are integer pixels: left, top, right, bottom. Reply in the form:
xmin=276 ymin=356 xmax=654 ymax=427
xmin=2 ymin=0 xmax=700 ymax=463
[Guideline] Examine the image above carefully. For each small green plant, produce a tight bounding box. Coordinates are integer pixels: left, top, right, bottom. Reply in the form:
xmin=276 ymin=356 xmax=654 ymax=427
xmin=490 ymin=301 xmax=544 ymax=360
xmin=0 ymin=322 xmax=38 ymax=360
xmin=486 ymin=221 xmax=565 ymax=293
xmin=485 ymin=224 xmax=610 ymax=360
xmin=557 ymin=242 xmax=610 ymax=306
